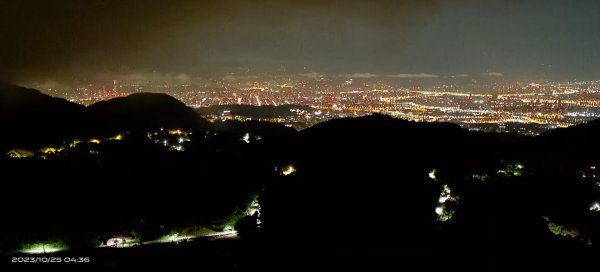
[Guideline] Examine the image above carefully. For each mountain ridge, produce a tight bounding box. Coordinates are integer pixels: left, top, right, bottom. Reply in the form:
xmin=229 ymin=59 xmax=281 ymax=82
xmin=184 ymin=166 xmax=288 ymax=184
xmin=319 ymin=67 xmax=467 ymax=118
xmin=0 ymin=84 xmax=209 ymax=150
xmin=3 ymin=83 xmax=600 ymax=156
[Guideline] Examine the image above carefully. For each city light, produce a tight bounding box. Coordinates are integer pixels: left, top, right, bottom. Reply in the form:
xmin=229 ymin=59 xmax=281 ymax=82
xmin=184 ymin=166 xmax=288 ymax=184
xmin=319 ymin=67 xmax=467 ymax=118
xmin=281 ymin=165 xmax=296 ymax=176
xmin=39 ymin=77 xmax=600 ymax=136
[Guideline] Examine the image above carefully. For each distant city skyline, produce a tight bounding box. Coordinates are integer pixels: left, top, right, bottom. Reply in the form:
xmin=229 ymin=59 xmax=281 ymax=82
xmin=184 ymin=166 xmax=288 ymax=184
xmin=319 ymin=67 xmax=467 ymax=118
xmin=34 ymin=74 xmax=600 ymax=136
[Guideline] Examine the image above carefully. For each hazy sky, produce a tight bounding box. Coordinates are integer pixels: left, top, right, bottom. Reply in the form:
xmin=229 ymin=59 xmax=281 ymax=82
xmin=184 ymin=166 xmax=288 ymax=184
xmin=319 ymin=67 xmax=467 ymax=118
xmin=1 ymin=0 xmax=599 ymax=83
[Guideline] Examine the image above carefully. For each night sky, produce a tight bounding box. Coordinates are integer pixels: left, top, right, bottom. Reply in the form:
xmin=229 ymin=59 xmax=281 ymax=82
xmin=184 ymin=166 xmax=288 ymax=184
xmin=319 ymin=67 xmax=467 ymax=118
xmin=1 ymin=0 xmax=599 ymax=83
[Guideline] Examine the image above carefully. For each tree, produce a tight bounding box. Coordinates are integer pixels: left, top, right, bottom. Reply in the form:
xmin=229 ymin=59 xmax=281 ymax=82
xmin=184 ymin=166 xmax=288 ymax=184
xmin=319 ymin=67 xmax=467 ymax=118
xmin=235 ymin=215 xmax=259 ymax=239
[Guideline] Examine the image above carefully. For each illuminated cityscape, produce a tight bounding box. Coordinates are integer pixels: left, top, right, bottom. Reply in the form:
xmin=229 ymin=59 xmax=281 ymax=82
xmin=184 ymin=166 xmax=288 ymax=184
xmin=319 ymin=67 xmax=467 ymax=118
xmin=40 ymin=77 xmax=600 ymax=135
xmin=2 ymin=0 xmax=600 ymax=269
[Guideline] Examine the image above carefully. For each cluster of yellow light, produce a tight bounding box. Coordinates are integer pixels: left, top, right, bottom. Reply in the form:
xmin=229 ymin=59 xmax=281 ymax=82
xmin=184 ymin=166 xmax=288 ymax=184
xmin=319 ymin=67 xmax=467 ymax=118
xmin=40 ymin=147 xmax=65 ymax=154
xmin=497 ymin=93 xmax=540 ymax=99
xmin=6 ymin=149 xmax=34 ymax=158
xmin=168 ymin=129 xmax=191 ymax=136
xmin=109 ymin=134 xmax=123 ymax=141
xmin=6 ymin=133 xmax=130 ymax=160
xmin=69 ymin=139 xmax=82 ymax=147
xmin=411 ymin=90 xmax=492 ymax=98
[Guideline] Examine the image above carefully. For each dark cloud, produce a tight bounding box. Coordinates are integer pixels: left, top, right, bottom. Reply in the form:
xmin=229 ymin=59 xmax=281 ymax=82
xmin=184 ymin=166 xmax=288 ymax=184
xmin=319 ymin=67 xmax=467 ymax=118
xmin=1 ymin=0 xmax=599 ymax=83
xmin=0 ymin=0 xmax=442 ymax=83
xmin=0 ymin=0 xmax=209 ymax=81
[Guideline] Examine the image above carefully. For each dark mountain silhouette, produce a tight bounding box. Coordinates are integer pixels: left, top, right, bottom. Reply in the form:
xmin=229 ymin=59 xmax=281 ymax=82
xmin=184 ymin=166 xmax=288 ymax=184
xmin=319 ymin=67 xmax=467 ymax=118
xmin=87 ymin=93 xmax=210 ymax=135
xmin=538 ymin=117 xmax=600 ymax=141
xmin=0 ymin=83 xmax=87 ymax=150
xmin=0 ymin=85 xmax=212 ymax=151
xmin=255 ymin=114 xmax=599 ymax=271
xmin=265 ymin=114 xmax=514 ymax=179
xmin=533 ymin=118 xmax=600 ymax=160
xmin=506 ymin=117 xmax=600 ymax=173
xmin=260 ymin=114 xmax=509 ymax=241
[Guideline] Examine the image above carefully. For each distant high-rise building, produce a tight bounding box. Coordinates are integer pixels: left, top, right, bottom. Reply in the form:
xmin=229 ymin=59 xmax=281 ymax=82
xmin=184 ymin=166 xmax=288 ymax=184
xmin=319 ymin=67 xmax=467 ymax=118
xmin=113 ymin=80 xmax=118 ymax=92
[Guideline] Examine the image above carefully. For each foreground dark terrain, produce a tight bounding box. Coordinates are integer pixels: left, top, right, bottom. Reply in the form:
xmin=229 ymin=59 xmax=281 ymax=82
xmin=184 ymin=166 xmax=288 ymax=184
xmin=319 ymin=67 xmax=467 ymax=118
xmin=1 ymin=84 xmax=599 ymax=271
